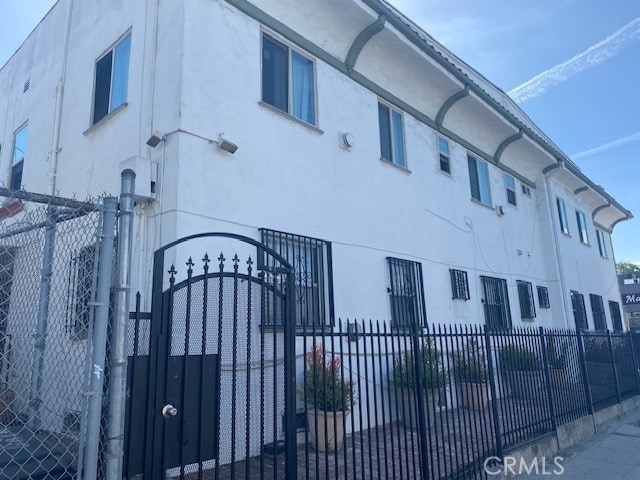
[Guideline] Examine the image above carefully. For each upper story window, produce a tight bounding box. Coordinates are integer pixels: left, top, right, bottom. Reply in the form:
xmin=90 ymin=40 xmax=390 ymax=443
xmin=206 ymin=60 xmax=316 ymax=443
xmin=596 ymin=229 xmax=608 ymax=258
xmin=387 ymin=257 xmax=426 ymax=328
xmin=516 ymin=280 xmax=536 ymax=320
xmin=556 ymin=197 xmax=569 ymax=235
xmin=93 ymin=33 xmax=131 ymax=125
xmin=378 ymin=102 xmax=406 ymax=168
xmin=262 ymin=33 xmax=316 ymax=126
xmin=11 ymin=124 xmax=27 ymax=190
xmin=438 ymin=137 xmax=451 ymax=174
xmin=260 ymin=229 xmax=333 ymax=326
xmin=467 ymin=154 xmax=491 ymax=206
xmin=576 ymin=210 xmax=589 ymax=245
xmin=504 ymin=174 xmax=517 ymax=206
xmin=450 ymin=269 xmax=470 ymax=300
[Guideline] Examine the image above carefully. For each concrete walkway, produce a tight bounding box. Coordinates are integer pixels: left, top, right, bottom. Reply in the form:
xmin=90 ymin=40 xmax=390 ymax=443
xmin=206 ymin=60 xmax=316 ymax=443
xmin=525 ymin=410 xmax=640 ymax=479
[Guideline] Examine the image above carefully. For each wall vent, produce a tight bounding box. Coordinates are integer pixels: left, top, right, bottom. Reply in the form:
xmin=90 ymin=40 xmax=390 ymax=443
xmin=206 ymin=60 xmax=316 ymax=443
xmin=23 ymin=79 xmax=30 ymax=93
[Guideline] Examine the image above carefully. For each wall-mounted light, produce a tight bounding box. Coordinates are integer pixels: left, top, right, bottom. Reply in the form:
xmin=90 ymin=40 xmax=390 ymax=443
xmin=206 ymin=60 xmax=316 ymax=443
xmin=146 ymin=130 xmax=238 ymax=154
xmin=214 ymin=134 xmax=238 ymax=154
xmin=146 ymin=131 xmax=164 ymax=148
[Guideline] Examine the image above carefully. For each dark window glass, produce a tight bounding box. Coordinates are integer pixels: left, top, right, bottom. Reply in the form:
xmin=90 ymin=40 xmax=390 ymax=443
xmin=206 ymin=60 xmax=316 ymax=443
xmin=10 ymin=162 xmax=23 ymax=190
xmin=609 ymin=301 xmax=623 ymax=331
xmin=468 ymin=156 xmax=480 ymax=200
xmin=438 ymin=137 xmax=450 ymax=174
xmin=517 ymin=280 xmax=536 ymax=319
xmin=537 ymin=286 xmax=550 ymax=308
xmin=262 ymin=35 xmax=289 ymax=114
xmin=93 ymin=51 xmax=113 ymax=124
xmin=481 ymin=276 xmax=512 ymax=329
xmin=387 ymin=258 xmax=426 ymax=328
xmin=571 ymin=291 xmax=588 ymax=330
xmin=450 ymin=269 xmax=470 ymax=300
xmin=590 ymin=294 xmax=607 ymax=330
xmin=378 ymin=103 xmax=392 ymax=162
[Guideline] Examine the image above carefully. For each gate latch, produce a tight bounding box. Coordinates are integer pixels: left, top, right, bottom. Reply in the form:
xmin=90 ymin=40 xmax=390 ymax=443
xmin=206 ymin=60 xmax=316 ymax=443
xmin=162 ymin=404 xmax=178 ymax=418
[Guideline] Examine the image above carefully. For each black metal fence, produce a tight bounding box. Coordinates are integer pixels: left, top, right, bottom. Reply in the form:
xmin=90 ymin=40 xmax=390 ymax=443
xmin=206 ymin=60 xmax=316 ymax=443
xmin=295 ymin=322 xmax=640 ymax=480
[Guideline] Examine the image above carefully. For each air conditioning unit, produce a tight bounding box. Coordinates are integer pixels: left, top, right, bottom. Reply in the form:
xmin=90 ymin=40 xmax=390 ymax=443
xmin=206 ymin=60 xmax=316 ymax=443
xmin=119 ymin=156 xmax=158 ymax=201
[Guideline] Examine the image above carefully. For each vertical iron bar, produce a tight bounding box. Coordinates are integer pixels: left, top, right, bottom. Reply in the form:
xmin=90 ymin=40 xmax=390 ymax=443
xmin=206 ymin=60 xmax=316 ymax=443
xmin=230 ymin=256 xmax=240 ymax=479
xmin=245 ymin=257 xmax=254 ymax=480
xmin=83 ymin=197 xmax=118 ymax=480
xmin=576 ymin=329 xmax=594 ymax=415
xmin=381 ymin=322 xmax=397 ymax=480
xmin=539 ymin=327 xmax=558 ymax=432
xmin=215 ymin=253 xmax=225 ymax=480
xmin=123 ymin=293 xmax=141 ymax=477
xmin=178 ymin=258 xmax=195 ymax=479
xmin=198 ymin=255 xmax=210 ymax=480
xmin=375 ymin=321 xmax=389 ymax=479
xmin=285 ymin=266 xmax=298 ymax=480
xmin=628 ymin=331 xmax=640 ymax=394
xmin=484 ymin=326 xmax=503 ymax=459
xmin=607 ymin=330 xmax=621 ymax=404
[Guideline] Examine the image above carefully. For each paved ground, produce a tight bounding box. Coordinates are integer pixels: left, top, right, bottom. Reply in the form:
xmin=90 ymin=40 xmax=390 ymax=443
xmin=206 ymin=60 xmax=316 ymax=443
xmin=524 ymin=410 xmax=640 ymax=479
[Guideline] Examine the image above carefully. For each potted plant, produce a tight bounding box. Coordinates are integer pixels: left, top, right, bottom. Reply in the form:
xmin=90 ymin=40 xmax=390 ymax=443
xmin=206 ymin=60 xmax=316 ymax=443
xmin=452 ymin=340 xmax=490 ymax=410
xmin=546 ymin=336 xmax=569 ymax=388
xmin=500 ymin=344 xmax=544 ymax=399
xmin=391 ymin=338 xmax=447 ymax=427
xmin=299 ymin=344 xmax=355 ymax=452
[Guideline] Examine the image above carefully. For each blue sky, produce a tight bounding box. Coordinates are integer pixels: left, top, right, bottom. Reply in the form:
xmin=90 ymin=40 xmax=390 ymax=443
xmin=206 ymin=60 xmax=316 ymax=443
xmin=1 ymin=0 xmax=639 ymax=261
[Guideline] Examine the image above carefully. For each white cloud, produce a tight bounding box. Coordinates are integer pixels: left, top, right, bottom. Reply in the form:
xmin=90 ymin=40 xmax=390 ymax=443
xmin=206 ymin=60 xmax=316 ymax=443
xmin=572 ymin=132 xmax=640 ymax=160
xmin=508 ymin=18 xmax=640 ymax=103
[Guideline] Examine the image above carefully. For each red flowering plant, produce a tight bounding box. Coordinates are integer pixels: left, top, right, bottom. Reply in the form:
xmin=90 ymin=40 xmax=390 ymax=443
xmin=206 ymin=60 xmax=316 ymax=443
xmin=298 ymin=344 xmax=355 ymax=412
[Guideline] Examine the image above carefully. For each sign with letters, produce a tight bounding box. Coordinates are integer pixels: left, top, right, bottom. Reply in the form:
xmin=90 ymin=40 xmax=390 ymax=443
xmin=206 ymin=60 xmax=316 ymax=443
xmin=623 ymin=293 xmax=640 ymax=305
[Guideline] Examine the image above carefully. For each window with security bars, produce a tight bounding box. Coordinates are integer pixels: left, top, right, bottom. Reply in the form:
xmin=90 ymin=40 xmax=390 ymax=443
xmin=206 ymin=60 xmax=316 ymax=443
xmin=450 ymin=269 xmax=470 ymax=300
xmin=481 ymin=276 xmax=512 ymax=330
xmin=67 ymin=244 xmax=97 ymax=339
xmin=517 ymin=280 xmax=536 ymax=319
xmin=590 ymin=294 xmax=607 ymax=330
xmin=260 ymin=229 xmax=333 ymax=326
xmin=387 ymin=258 xmax=426 ymax=328
xmin=609 ymin=301 xmax=623 ymax=332
xmin=571 ymin=291 xmax=588 ymax=330
xmin=0 ymin=247 xmax=16 ymax=362
xmin=537 ymin=286 xmax=550 ymax=309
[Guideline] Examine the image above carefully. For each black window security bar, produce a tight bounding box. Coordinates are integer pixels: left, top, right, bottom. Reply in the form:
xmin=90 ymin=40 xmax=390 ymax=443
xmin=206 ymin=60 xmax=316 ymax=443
xmin=260 ymin=228 xmax=334 ymax=326
xmin=571 ymin=291 xmax=588 ymax=330
xmin=517 ymin=280 xmax=536 ymax=320
xmin=387 ymin=257 xmax=426 ymax=327
xmin=481 ymin=276 xmax=512 ymax=329
xmin=537 ymin=285 xmax=550 ymax=309
xmin=67 ymin=244 xmax=97 ymax=339
xmin=610 ymin=301 xmax=624 ymax=332
xmin=450 ymin=268 xmax=470 ymax=300
xmin=590 ymin=294 xmax=607 ymax=330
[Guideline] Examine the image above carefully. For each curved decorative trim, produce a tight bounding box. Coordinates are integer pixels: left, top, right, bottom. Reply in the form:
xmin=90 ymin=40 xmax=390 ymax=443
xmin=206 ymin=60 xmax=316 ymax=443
xmin=611 ymin=217 xmax=629 ymax=230
xmin=436 ymin=85 xmax=469 ymax=127
xmin=345 ymin=14 xmax=386 ymax=73
xmin=543 ymin=160 xmax=564 ymax=175
xmin=592 ymin=202 xmax=611 ymax=220
xmin=574 ymin=186 xmax=589 ymax=195
xmin=494 ymin=130 xmax=523 ymax=163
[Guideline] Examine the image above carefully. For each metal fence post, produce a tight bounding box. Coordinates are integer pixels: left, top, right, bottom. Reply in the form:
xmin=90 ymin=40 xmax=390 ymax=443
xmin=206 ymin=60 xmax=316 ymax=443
xmin=410 ymin=323 xmax=430 ymax=478
xmin=83 ymin=197 xmax=118 ymax=480
xmin=575 ymin=330 xmax=594 ymax=414
xmin=284 ymin=269 xmax=298 ymax=480
xmin=105 ymin=170 xmax=136 ymax=480
xmin=606 ymin=331 xmax=621 ymax=404
xmin=26 ymin=206 xmax=57 ymax=430
xmin=628 ymin=332 xmax=640 ymax=394
xmin=484 ymin=326 xmax=503 ymax=459
xmin=538 ymin=327 xmax=558 ymax=432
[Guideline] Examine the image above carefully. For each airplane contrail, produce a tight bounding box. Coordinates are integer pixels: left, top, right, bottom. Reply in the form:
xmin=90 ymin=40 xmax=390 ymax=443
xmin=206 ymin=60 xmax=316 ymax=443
xmin=572 ymin=132 xmax=640 ymax=160
xmin=508 ymin=18 xmax=640 ymax=103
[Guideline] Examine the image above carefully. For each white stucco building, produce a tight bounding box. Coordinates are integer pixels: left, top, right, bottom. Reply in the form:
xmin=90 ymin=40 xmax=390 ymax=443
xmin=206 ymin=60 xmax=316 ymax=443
xmin=0 ymin=0 xmax=631 ymax=333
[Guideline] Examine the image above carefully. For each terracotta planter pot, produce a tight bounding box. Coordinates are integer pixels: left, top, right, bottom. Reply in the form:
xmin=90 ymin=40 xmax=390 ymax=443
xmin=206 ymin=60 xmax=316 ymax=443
xmin=458 ymin=382 xmax=489 ymax=410
xmin=503 ymin=370 xmax=545 ymax=399
xmin=307 ymin=410 xmax=346 ymax=452
xmin=397 ymin=388 xmax=441 ymax=428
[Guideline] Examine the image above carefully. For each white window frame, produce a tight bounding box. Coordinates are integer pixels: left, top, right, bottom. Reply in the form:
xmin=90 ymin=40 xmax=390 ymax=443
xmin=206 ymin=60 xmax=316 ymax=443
xmin=521 ymin=183 xmax=531 ymax=197
xmin=437 ymin=136 xmax=451 ymax=175
xmin=467 ymin=154 xmax=492 ymax=206
xmin=378 ymin=100 xmax=407 ymax=168
xmin=504 ymin=173 xmax=517 ymax=207
xmin=576 ymin=209 xmax=589 ymax=245
xmin=596 ymin=228 xmax=608 ymax=258
xmin=260 ymin=30 xmax=318 ymax=127
xmin=11 ymin=123 xmax=27 ymax=190
xmin=556 ymin=197 xmax=569 ymax=235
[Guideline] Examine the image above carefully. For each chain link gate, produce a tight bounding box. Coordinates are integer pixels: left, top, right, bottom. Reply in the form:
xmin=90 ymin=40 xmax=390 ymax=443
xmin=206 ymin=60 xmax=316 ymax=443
xmin=123 ymin=233 xmax=298 ymax=479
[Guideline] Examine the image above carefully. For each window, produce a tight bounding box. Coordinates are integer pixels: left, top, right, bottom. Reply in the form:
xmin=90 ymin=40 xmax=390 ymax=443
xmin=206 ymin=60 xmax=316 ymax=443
xmin=262 ymin=33 xmax=316 ymax=125
xmin=481 ymin=276 xmax=512 ymax=329
xmin=521 ymin=184 xmax=531 ymax=197
xmin=93 ymin=33 xmax=131 ymax=125
xmin=467 ymin=154 xmax=492 ymax=206
xmin=596 ymin=229 xmax=608 ymax=258
xmin=260 ymin=229 xmax=333 ymax=326
xmin=609 ymin=301 xmax=623 ymax=332
xmin=0 ymin=247 xmax=16 ymax=357
xmin=537 ymin=286 xmax=550 ymax=309
xmin=387 ymin=258 xmax=426 ymax=327
xmin=576 ymin=210 xmax=589 ymax=245
xmin=68 ymin=245 xmax=97 ymax=339
xmin=504 ymin=174 xmax=517 ymax=206
xmin=438 ymin=137 xmax=451 ymax=174
xmin=450 ymin=269 xmax=470 ymax=300
xmin=378 ymin=103 xmax=406 ymax=167
xmin=556 ymin=198 xmax=569 ymax=235
xmin=517 ymin=280 xmax=536 ymax=319
xmin=571 ymin=291 xmax=588 ymax=330
xmin=589 ymin=294 xmax=607 ymax=330
xmin=11 ymin=124 xmax=28 ymax=190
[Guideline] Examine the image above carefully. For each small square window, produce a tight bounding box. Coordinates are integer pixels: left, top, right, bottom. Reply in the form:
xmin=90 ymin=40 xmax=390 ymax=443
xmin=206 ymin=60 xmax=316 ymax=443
xmin=450 ymin=269 xmax=470 ymax=300
xmin=93 ymin=33 xmax=131 ymax=125
xmin=262 ymin=33 xmax=316 ymax=126
xmin=378 ymin=103 xmax=406 ymax=167
xmin=537 ymin=286 xmax=550 ymax=309
xmin=468 ymin=154 xmax=492 ymax=206
xmin=504 ymin=174 xmax=517 ymax=206
xmin=438 ymin=137 xmax=450 ymax=174
xmin=517 ymin=280 xmax=536 ymax=319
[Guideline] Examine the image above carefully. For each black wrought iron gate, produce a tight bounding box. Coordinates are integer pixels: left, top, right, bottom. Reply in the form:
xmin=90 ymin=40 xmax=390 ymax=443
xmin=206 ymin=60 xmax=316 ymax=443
xmin=124 ymin=233 xmax=297 ymax=479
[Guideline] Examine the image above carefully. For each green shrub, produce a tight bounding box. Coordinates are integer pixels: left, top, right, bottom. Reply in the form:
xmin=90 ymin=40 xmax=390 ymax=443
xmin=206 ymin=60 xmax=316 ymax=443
xmin=452 ymin=340 xmax=489 ymax=384
xmin=391 ymin=338 xmax=447 ymax=390
xmin=500 ymin=345 xmax=541 ymax=372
